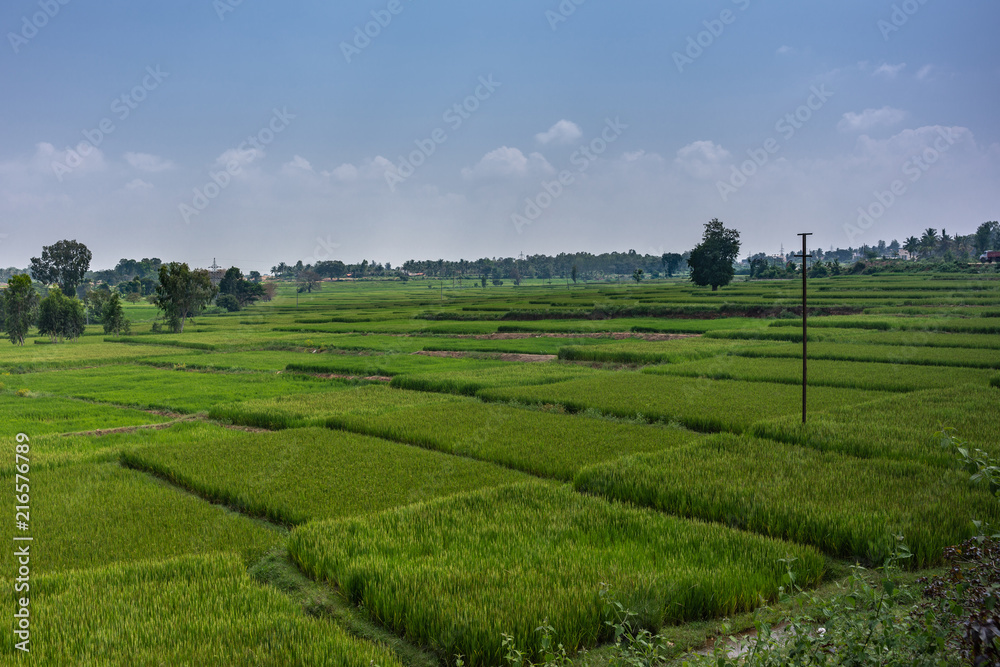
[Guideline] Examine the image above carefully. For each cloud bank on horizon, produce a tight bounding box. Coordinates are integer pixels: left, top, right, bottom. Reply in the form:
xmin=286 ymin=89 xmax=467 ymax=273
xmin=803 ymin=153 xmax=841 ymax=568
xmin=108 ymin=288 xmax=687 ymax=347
xmin=1 ymin=0 xmax=998 ymax=272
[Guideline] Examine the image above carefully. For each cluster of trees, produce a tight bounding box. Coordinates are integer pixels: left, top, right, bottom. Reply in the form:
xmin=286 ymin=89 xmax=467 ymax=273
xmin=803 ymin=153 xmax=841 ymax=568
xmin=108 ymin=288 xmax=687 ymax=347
xmin=270 ymin=253 xmax=692 ymax=286
xmin=2 ymin=279 xmax=129 ymax=346
xmin=900 ymin=222 xmax=1000 ymax=260
xmin=216 ymin=267 xmax=268 ymax=312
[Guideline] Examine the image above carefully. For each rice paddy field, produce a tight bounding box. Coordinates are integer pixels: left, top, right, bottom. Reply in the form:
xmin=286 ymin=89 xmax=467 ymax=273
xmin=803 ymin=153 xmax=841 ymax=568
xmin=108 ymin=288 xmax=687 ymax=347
xmin=2 ymin=272 xmax=998 ymax=665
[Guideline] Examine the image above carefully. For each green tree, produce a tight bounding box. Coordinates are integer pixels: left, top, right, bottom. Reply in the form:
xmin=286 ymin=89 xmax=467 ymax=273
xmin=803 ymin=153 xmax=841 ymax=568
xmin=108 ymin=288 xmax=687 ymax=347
xmin=154 ymin=263 xmax=217 ymax=333
xmin=85 ymin=286 xmax=113 ymax=324
xmin=571 ymin=265 xmax=578 ymax=284
xmin=3 ymin=275 xmax=39 ymax=346
xmin=661 ymin=253 xmax=683 ymax=277
xmin=29 ymin=239 xmax=92 ymax=294
xmin=975 ymin=221 xmax=999 ymax=254
xmin=688 ymin=219 xmax=741 ymax=291
xmin=218 ymin=267 xmax=264 ymax=310
xmin=296 ymin=270 xmax=322 ymax=294
xmin=920 ymin=228 xmax=939 ymax=255
xmin=632 ymin=269 xmax=644 ymax=284
xmin=36 ymin=288 xmax=86 ymax=342
xmin=102 ymin=292 xmax=130 ymax=337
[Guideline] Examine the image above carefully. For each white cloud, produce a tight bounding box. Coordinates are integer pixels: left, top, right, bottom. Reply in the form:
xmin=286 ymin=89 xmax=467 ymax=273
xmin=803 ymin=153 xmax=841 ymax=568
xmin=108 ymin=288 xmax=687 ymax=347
xmin=328 ymin=163 xmax=358 ymax=181
xmin=535 ymin=120 xmax=583 ymax=146
xmin=461 ymin=146 xmax=554 ymax=180
xmin=873 ymin=62 xmax=906 ymax=78
xmin=215 ymin=147 xmax=260 ymax=168
xmin=776 ymin=46 xmax=796 ymax=56
xmin=674 ymin=140 xmax=731 ymax=178
xmin=288 ymin=155 xmax=313 ymax=171
xmin=916 ymin=65 xmax=933 ymax=81
xmin=124 ymin=152 xmax=174 ymax=172
xmin=838 ymin=107 xmax=907 ymax=132
xmin=123 ymin=178 xmax=154 ymax=191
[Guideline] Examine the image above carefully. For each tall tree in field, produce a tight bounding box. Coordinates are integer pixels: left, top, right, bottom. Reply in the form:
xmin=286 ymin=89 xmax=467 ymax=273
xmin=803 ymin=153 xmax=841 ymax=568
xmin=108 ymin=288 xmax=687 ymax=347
xmin=102 ymin=292 xmax=131 ymax=337
xmin=3 ymin=275 xmax=39 ymax=346
xmin=903 ymin=236 xmax=921 ymax=256
xmin=36 ymin=288 xmax=86 ymax=342
xmin=296 ymin=270 xmax=322 ymax=294
xmin=688 ymin=219 xmax=741 ymax=291
xmin=29 ymin=240 xmax=92 ymax=294
xmin=154 ymin=263 xmax=217 ymax=333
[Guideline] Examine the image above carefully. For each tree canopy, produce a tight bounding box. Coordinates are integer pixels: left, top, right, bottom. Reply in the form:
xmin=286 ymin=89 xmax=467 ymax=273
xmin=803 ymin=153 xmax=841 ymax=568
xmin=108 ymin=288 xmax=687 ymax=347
xmin=218 ymin=267 xmax=264 ymax=311
xmin=37 ymin=287 xmax=86 ymax=342
xmin=688 ymin=219 xmax=741 ymax=291
xmin=29 ymin=239 xmax=92 ymax=294
xmin=154 ymin=263 xmax=217 ymax=333
xmin=2 ymin=274 xmax=39 ymax=346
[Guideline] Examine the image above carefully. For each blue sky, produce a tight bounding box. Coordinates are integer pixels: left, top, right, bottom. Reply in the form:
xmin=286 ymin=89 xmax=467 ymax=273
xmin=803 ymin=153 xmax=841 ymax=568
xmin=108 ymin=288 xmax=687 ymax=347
xmin=2 ymin=0 xmax=998 ymax=272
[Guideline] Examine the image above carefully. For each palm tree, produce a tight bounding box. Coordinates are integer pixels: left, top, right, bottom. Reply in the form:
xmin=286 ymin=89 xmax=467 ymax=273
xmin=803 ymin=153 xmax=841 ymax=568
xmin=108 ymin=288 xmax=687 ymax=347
xmin=921 ymin=228 xmax=939 ymax=255
xmin=903 ymin=236 xmax=920 ymax=255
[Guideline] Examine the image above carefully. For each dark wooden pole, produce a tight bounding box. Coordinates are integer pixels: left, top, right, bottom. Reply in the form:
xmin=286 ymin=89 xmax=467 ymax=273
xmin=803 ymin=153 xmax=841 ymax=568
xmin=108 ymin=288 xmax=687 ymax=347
xmin=795 ymin=233 xmax=813 ymax=424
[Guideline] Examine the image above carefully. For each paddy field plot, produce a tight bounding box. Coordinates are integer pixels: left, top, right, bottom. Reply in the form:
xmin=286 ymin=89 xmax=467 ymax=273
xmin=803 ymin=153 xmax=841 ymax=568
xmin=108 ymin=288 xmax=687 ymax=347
xmin=290 ymin=483 xmax=825 ymax=667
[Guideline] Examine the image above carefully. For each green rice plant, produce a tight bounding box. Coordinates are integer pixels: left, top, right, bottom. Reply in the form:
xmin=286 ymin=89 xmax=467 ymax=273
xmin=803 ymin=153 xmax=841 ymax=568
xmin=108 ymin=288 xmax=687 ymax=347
xmin=326 ymin=397 xmax=701 ymax=480
xmin=0 ymin=553 xmax=403 ymax=666
xmin=557 ymin=339 xmax=784 ymax=365
xmin=120 ymin=422 xmax=531 ymax=525
xmin=0 ymin=338 xmax=194 ymax=372
xmin=289 ymin=483 xmax=825 ymax=666
xmin=11 ymin=365 xmax=342 ymax=413
xmin=574 ymin=434 xmax=999 ymax=567
xmin=770 ymin=316 xmax=1000 ymax=335
xmin=730 ymin=341 xmax=1000 ymax=369
xmin=750 ymin=384 xmax=1000 ymax=466
xmin=0 ymin=392 xmax=171 ymax=437
xmin=0 ymin=462 xmax=280 ymax=575
xmin=287 ymin=354 xmax=507 ymax=378
xmin=644 ymin=356 xmax=995 ymax=392
xmin=478 ymin=374 xmax=887 ymax=433
xmin=390 ymin=362 xmax=600 ymax=396
xmin=209 ymin=384 xmax=451 ymax=429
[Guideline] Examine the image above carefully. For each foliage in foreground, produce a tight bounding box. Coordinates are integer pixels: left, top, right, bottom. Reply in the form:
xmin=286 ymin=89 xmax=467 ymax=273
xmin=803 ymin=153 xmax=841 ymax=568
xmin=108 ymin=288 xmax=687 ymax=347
xmin=0 ymin=553 xmax=404 ymax=666
xmin=289 ymin=483 xmax=825 ymax=667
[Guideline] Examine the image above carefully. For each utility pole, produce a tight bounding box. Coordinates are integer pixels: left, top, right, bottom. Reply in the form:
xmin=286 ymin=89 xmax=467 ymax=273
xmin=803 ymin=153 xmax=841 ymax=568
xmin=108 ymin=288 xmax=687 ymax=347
xmin=794 ymin=233 xmax=813 ymax=424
